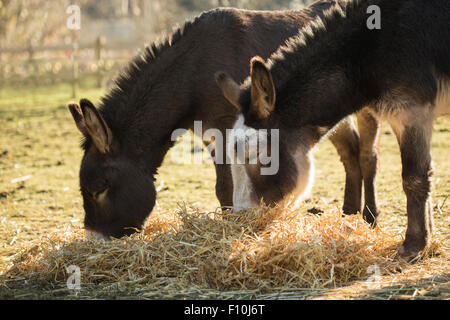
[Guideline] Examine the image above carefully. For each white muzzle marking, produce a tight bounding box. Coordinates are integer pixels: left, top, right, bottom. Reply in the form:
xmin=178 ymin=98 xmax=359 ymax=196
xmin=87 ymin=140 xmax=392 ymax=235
xmin=228 ymin=115 xmax=259 ymax=212
xmin=228 ymin=116 xmax=316 ymax=212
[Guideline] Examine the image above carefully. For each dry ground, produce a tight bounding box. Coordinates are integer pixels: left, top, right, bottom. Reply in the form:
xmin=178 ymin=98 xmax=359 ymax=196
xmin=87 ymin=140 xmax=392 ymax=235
xmin=0 ymin=82 xmax=448 ymax=300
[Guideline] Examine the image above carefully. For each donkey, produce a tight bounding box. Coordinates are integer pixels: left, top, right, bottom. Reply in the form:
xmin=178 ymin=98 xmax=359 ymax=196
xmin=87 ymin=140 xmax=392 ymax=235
xmin=216 ymin=0 xmax=450 ymax=258
xmin=68 ymin=1 xmax=378 ymax=240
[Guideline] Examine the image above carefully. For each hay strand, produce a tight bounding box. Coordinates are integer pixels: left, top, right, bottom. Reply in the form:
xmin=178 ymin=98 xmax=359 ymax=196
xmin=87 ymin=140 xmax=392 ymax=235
xmin=2 ymin=204 xmax=442 ymax=293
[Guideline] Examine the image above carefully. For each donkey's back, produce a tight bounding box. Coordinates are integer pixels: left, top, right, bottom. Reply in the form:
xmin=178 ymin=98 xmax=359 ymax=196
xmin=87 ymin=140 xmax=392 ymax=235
xmin=369 ymin=0 xmax=450 ymax=115
xmin=191 ymin=1 xmax=347 ymax=86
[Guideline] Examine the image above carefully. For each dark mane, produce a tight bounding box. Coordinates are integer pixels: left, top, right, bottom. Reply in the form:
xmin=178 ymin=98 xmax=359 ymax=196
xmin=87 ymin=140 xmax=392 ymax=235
xmin=238 ymin=0 xmax=396 ymax=123
xmin=82 ymin=8 xmax=233 ymax=151
xmin=274 ymin=0 xmax=373 ymax=80
xmin=106 ymin=21 xmax=195 ymax=101
xmin=243 ymin=0 xmax=384 ymax=91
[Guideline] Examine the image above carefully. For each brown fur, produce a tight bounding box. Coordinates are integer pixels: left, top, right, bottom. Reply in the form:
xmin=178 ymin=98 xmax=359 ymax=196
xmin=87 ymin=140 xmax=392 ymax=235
xmin=216 ymin=0 xmax=449 ymax=258
xmin=69 ymin=2 xmax=378 ymax=239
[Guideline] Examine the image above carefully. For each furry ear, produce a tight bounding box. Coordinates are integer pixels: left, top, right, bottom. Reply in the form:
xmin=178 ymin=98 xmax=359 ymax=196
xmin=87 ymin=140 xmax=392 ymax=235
xmin=250 ymin=56 xmax=276 ymax=119
xmin=68 ymin=102 xmax=89 ymax=137
xmin=215 ymin=72 xmax=242 ymax=112
xmin=80 ymin=99 xmax=113 ymax=154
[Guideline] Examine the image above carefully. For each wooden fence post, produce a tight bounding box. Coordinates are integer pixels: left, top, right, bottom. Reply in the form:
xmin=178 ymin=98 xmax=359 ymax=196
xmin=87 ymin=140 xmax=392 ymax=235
xmin=95 ymin=36 xmax=105 ymax=88
xmin=71 ymin=42 xmax=79 ymax=99
xmin=0 ymin=52 xmax=3 ymax=98
xmin=28 ymin=43 xmax=37 ymax=87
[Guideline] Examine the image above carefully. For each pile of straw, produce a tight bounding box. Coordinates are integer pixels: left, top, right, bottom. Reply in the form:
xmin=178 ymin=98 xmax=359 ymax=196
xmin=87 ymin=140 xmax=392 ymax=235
xmin=4 ymin=204 xmax=435 ymax=292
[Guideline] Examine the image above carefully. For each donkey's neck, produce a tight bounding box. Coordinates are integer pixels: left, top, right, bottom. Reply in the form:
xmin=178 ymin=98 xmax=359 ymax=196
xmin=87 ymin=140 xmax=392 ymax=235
xmin=268 ymin=0 xmax=388 ymax=130
xmin=98 ymin=22 xmax=203 ymax=173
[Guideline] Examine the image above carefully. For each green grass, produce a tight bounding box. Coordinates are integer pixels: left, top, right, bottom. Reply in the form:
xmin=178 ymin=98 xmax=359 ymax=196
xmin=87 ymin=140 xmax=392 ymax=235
xmin=0 ymin=82 xmax=448 ymax=299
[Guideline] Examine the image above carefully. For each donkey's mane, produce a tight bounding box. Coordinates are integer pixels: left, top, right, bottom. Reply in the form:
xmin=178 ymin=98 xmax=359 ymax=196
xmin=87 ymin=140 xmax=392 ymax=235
xmin=100 ymin=15 xmax=200 ymax=116
xmin=82 ymin=9 xmax=232 ymax=150
xmin=245 ymin=0 xmax=381 ymax=90
xmin=104 ymin=18 xmax=200 ymax=105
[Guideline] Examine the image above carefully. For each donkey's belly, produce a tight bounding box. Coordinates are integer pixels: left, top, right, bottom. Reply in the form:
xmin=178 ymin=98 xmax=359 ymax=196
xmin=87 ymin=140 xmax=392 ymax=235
xmin=373 ymin=77 xmax=450 ymax=119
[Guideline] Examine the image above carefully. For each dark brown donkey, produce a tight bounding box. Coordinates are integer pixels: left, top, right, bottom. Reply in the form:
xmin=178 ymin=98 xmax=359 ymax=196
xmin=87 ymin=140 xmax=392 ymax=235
xmin=216 ymin=0 xmax=450 ymax=258
xmin=69 ymin=1 xmax=378 ymax=240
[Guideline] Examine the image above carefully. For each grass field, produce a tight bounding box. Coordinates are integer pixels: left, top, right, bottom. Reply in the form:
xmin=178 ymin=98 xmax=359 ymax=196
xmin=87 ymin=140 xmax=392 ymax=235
xmin=0 ymin=82 xmax=448 ymax=300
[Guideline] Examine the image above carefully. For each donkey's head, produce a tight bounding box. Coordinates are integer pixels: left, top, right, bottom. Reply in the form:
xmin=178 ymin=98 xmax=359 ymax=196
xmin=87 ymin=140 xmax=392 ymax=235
xmin=216 ymin=56 xmax=316 ymax=211
xmin=69 ymin=100 xmax=156 ymax=240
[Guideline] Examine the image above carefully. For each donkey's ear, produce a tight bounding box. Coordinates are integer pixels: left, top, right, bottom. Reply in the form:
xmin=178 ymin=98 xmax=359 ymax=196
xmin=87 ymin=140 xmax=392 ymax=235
xmin=250 ymin=56 xmax=276 ymax=119
xmin=68 ymin=102 xmax=89 ymax=137
xmin=215 ymin=72 xmax=242 ymax=112
xmin=80 ymin=99 xmax=113 ymax=154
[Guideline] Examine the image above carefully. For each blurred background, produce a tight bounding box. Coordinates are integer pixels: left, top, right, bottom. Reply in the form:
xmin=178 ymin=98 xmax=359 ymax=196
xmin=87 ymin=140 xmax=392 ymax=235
xmin=0 ymin=0 xmax=316 ymax=93
xmin=1 ymin=0 xmax=448 ymax=300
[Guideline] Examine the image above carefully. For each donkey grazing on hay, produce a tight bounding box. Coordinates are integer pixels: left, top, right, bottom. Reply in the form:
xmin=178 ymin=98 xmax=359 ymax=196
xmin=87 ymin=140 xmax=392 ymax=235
xmin=68 ymin=2 xmax=379 ymax=240
xmin=216 ymin=0 xmax=450 ymax=258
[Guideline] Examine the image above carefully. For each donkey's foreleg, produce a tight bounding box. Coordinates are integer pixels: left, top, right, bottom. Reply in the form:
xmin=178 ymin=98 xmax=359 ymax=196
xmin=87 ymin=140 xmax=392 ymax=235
xmin=203 ymin=133 xmax=234 ymax=210
xmin=356 ymin=108 xmax=381 ymax=226
xmin=388 ymin=107 xmax=435 ymax=259
xmin=214 ymin=163 xmax=234 ymax=209
xmin=329 ymin=116 xmax=362 ymax=215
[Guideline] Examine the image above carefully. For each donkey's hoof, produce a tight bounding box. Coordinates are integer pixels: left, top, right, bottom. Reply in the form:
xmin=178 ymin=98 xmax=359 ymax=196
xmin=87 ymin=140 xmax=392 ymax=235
xmin=397 ymin=241 xmax=426 ymax=262
xmin=362 ymin=207 xmax=378 ymax=227
xmin=397 ymin=246 xmax=418 ymax=260
xmin=342 ymin=205 xmax=359 ymax=216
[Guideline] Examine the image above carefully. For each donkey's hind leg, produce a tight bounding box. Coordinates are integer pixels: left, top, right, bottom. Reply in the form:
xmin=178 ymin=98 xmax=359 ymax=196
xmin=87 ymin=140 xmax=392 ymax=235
xmin=388 ymin=106 xmax=435 ymax=259
xmin=357 ymin=108 xmax=381 ymax=226
xmin=329 ymin=117 xmax=362 ymax=216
